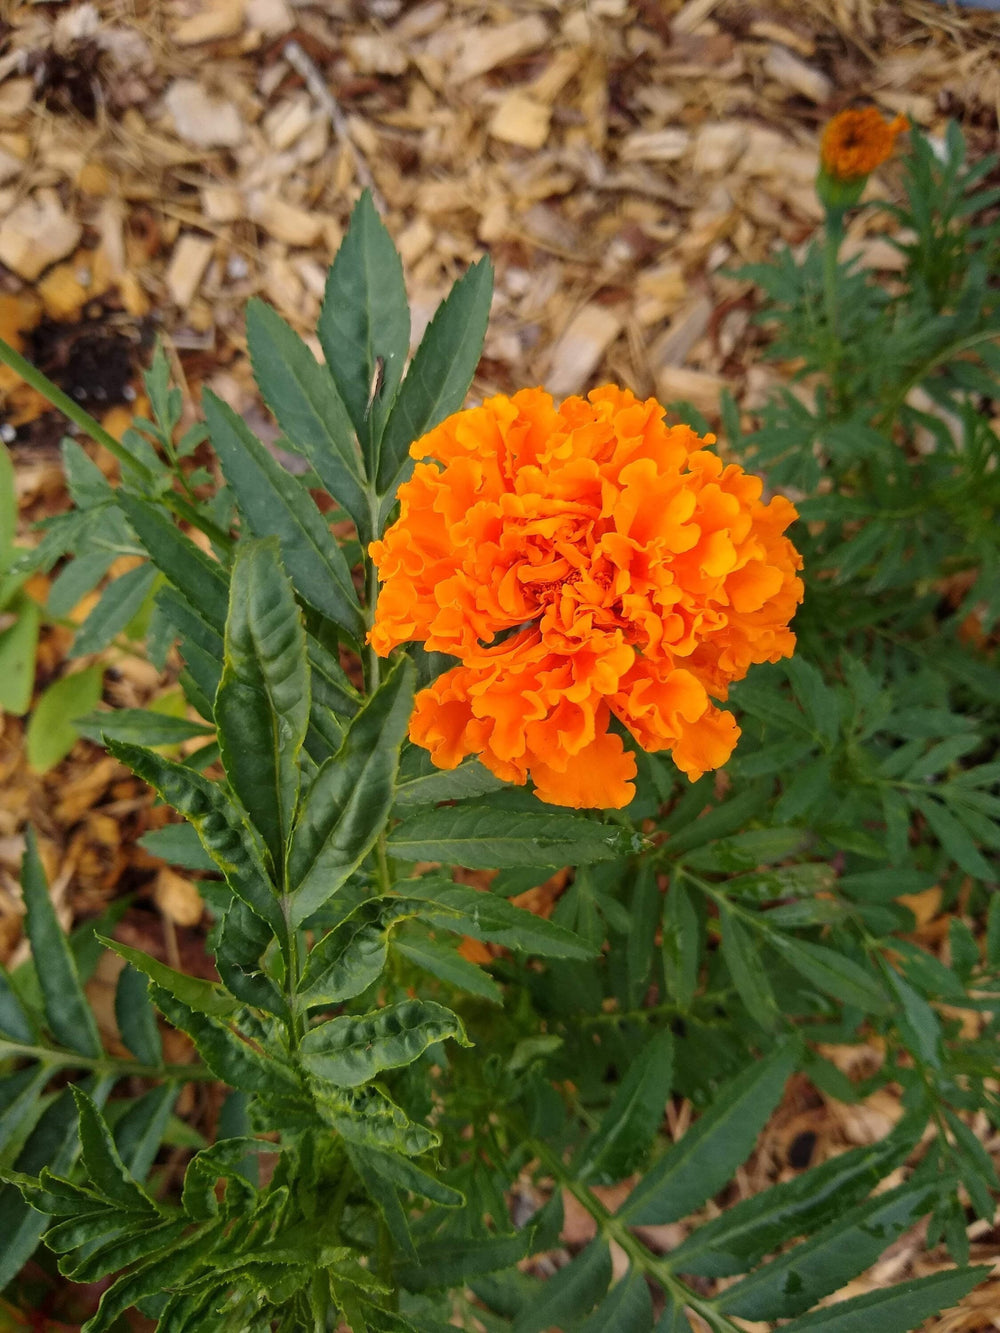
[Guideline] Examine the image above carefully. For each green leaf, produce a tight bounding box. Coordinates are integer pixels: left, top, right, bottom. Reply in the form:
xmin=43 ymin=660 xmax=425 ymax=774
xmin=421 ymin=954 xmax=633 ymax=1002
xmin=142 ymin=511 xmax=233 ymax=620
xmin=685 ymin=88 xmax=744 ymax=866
xmin=70 ymin=562 xmax=157 ymax=656
xmin=139 ymin=822 xmax=218 ymax=873
xmin=203 ymin=389 xmax=363 ymax=638
xmin=25 ymin=665 xmax=104 ymax=773
xmin=149 ymin=985 xmax=298 ymax=1098
xmin=377 ymin=257 xmax=493 ymax=498
xmin=0 ymin=965 xmax=35 ymax=1043
xmin=300 ymin=998 xmax=471 ymax=1088
xmin=312 ymin=1083 xmax=439 ymax=1156
xmin=388 ymin=807 xmax=640 ymax=868
xmin=288 ymin=656 xmax=415 ymax=926
xmin=65 ymin=1218 xmax=191 ymax=1285
xmin=912 ymin=794 xmax=995 ymax=881
xmin=215 ymin=898 xmax=289 ymax=1020
xmin=114 ymin=963 xmax=162 ymax=1065
xmin=578 ymin=1272 xmax=653 ymax=1333
xmin=618 ymin=1040 xmax=797 ymax=1225
xmin=767 ymin=935 xmax=889 ymax=1014
xmin=115 ymin=1085 xmax=178 ymax=1181
xmin=102 ymin=935 xmax=237 ymax=1019
xmin=20 ymin=829 xmax=101 ymax=1056
xmin=885 ymin=967 xmax=942 ymax=1067
xmin=105 ymin=738 xmax=281 ymax=934
xmin=394 ymin=930 xmax=503 ymax=1005
xmin=717 ymin=1181 xmax=936 ymax=1320
xmin=246 ymin=298 xmax=369 ymax=535
xmin=0 ymin=592 xmax=40 ymax=714
xmin=404 ymin=880 xmax=598 ymax=959
xmin=72 ymin=1087 xmax=156 ymax=1211
xmin=81 ymin=1226 xmax=219 ymax=1333
xmin=181 ymin=1136 xmax=264 ymax=1219
xmin=47 ymin=550 xmax=116 ymax=618
xmin=719 ymin=908 xmax=777 ymax=1029
xmin=392 ymin=752 xmax=506 ymax=810
xmin=661 ymin=880 xmax=700 ymax=1009
xmin=777 ymin=1266 xmax=989 ymax=1333
xmin=511 ymin=1238 xmax=612 ymax=1333
xmin=299 ymin=895 xmax=429 ymax=1008
xmin=395 ymin=1231 xmax=538 ymax=1292
xmin=118 ymin=494 xmax=229 ymax=633
xmin=666 ymin=1122 xmax=921 ymax=1278
xmin=0 ymin=441 xmax=15 ymax=574
xmin=577 ymin=1029 xmax=673 ymax=1185
xmin=215 ymin=538 xmax=310 ymax=869
xmin=362 ymin=1145 xmax=464 ymax=1207
xmin=77 ymin=708 xmax=213 ymax=746
xmin=318 ymin=190 xmax=410 ymax=472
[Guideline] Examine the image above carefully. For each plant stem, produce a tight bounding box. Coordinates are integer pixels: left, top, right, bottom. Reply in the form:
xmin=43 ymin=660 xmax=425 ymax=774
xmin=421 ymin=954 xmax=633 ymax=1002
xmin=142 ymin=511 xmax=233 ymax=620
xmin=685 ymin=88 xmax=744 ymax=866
xmin=823 ymin=208 xmax=845 ymax=407
xmin=0 ymin=1038 xmax=216 ymax=1083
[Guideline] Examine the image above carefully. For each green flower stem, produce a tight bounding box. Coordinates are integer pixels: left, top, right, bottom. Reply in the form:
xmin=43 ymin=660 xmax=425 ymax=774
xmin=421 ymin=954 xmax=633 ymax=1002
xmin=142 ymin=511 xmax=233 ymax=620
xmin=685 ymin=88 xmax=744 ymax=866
xmin=823 ymin=207 xmax=846 ymax=403
xmin=0 ymin=1038 xmax=216 ymax=1083
xmin=526 ymin=1134 xmax=745 ymax=1333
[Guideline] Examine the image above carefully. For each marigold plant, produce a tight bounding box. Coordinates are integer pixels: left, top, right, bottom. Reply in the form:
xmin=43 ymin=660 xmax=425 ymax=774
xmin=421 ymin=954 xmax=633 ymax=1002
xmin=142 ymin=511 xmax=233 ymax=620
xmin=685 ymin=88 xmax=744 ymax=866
xmin=370 ymin=385 xmax=803 ymax=808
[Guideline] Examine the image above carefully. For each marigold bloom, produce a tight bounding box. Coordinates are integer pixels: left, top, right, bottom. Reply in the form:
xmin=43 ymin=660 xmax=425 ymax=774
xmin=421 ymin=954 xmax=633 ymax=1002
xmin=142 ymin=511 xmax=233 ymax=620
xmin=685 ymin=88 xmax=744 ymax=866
xmin=820 ymin=107 xmax=907 ymax=182
xmin=370 ymin=386 xmax=803 ymax=809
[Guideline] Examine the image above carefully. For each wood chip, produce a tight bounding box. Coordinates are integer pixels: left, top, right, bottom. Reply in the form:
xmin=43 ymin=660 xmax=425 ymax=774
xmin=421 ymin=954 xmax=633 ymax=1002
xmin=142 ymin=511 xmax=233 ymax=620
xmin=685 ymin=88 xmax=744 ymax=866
xmin=489 ymin=92 xmax=551 ymax=150
xmin=173 ymin=0 xmax=246 ymax=45
xmin=654 ymin=365 xmax=729 ymax=417
xmin=163 ymin=79 xmax=245 ymax=148
xmin=154 ymin=867 xmax=204 ymax=927
xmin=165 ymin=234 xmax=215 ymax=308
xmin=620 ymin=128 xmax=692 ymax=163
xmin=548 ymin=305 xmax=623 ymax=398
xmin=762 ymin=44 xmax=833 ymax=105
xmin=249 ymin=193 xmax=325 ymax=248
xmin=451 ymin=16 xmax=550 ymax=83
xmin=0 ymin=190 xmax=82 ymax=282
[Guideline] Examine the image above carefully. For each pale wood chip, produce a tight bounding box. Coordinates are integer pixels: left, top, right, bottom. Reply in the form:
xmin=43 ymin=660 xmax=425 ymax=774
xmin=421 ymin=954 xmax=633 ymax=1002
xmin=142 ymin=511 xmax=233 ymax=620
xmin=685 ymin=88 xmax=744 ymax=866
xmin=165 ymin=234 xmax=215 ymax=308
xmin=0 ymin=190 xmax=82 ymax=282
xmin=489 ymin=92 xmax=551 ymax=150
xmin=163 ymin=79 xmax=245 ymax=148
xmin=450 ymin=16 xmax=550 ymax=83
xmin=548 ymin=305 xmax=623 ymax=398
xmin=172 ymin=0 xmax=245 ymax=46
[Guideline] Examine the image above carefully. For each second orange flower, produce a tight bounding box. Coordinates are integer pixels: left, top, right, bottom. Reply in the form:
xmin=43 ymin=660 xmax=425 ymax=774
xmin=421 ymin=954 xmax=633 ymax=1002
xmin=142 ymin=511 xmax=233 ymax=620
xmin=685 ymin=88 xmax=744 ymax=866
xmin=370 ymin=386 xmax=803 ymax=809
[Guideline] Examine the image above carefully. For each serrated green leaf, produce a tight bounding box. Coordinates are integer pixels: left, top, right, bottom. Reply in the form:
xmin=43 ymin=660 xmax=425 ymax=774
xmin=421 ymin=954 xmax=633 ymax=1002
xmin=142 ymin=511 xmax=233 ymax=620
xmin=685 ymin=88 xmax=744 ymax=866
xmin=579 ymin=1271 xmax=654 ymax=1333
xmin=619 ymin=1041 xmax=797 ymax=1225
xmin=81 ymin=1224 xmax=221 ymax=1333
xmin=102 ymin=935 xmax=236 ymax=1020
xmin=115 ymin=1084 xmax=178 ymax=1181
xmin=215 ymin=538 xmax=310 ymax=869
xmin=0 ymin=592 xmax=40 ymax=714
xmin=767 ymin=935 xmax=889 ymax=1014
xmin=363 ymin=1145 xmax=464 ymax=1207
xmin=299 ymin=895 xmax=430 ymax=1008
xmin=72 ymin=1087 xmax=157 ymax=1211
xmin=392 ymin=751 xmax=505 ymax=810
xmin=77 ymin=708 xmax=214 ymax=746
xmin=912 ymin=794 xmax=994 ymax=881
xmin=662 ymin=879 xmax=700 ymax=1009
xmin=312 ymin=1083 xmax=438 ymax=1156
xmin=318 ymin=191 xmax=410 ymax=472
xmin=215 ymin=897 xmax=289 ymax=1020
xmin=64 ymin=1217 xmax=191 ymax=1284
xmin=47 ymin=550 xmax=116 ymax=618
xmin=778 ymin=1265 xmax=989 ymax=1333
xmin=288 ymin=656 xmax=415 ymax=925
xmin=25 ymin=665 xmax=104 ymax=773
xmin=118 ymin=494 xmax=230 ymax=632
xmin=885 ymin=967 xmax=942 ymax=1067
xmin=377 ymin=256 xmax=492 ymax=499
xmin=394 ymin=930 xmax=503 ymax=1005
xmin=300 ymin=998 xmax=470 ymax=1088
xmin=577 ymin=1029 xmax=673 ymax=1185
xmin=0 ymin=965 xmax=35 ymax=1043
xmin=512 ymin=1238 xmax=612 ymax=1333
xmin=70 ymin=562 xmax=157 ymax=656
xmin=395 ymin=1230 xmax=537 ymax=1292
xmin=104 ymin=739 xmax=281 ymax=934
xmin=181 ymin=1136 xmax=265 ymax=1220
xmin=388 ymin=806 xmax=639 ymax=868
xmin=717 ymin=1181 xmax=936 ymax=1320
xmin=719 ymin=908 xmax=777 ymax=1029
xmin=20 ymin=829 xmax=101 ymax=1056
xmin=0 ymin=441 xmax=15 ymax=574
xmin=666 ymin=1122 xmax=921 ymax=1278
xmin=114 ymin=963 xmax=162 ymax=1065
xmin=203 ymin=389 xmax=363 ymax=638
xmin=139 ymin=822 xmax=218 ymax=873
xmin=246 ymin=298 xmax=369 ymax=535
xmin=403 ymin=879 xmax=597 ymax=960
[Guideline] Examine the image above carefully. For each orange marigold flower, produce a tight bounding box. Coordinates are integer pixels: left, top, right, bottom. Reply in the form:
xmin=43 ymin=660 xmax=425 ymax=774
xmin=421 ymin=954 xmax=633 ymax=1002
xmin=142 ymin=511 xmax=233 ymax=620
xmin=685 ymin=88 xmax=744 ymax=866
xmin=370 ymin=386 xmax=803 ymax=810
xmin=820 ymin=107 xmax=907 ymax=182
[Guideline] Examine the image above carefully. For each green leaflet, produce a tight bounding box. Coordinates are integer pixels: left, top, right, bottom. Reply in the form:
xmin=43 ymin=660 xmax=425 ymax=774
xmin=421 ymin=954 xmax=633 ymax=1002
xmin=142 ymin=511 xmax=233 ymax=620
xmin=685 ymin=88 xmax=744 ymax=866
xmin=576 ymin=1028 xmax=674 ymax=1185
xmin=298 ymin=896 xmax=437 ymax=1009
xmin=288 ymin=656 xmax=415 ymax=926
xmin=300 ymin=999 xmax=471 ymax=1088
xmin=117 ymin=493 xmax=230 ymax=633
xmin=77 ymin=708 xmax=214 ymax=747
xmin=394 ymin=1231 xmax=539 ymax=1293
xmin=25 ymin=665 xmax=104 ymax=774
xmin=388 ymin=806 xmax=641 ymax=869
xmin=70 ymin=561 xmax=158 ymax=656
xmin=246 ymin=298 xmax=369 ymax=537
xmin=392 ymin=751 xmax=506 ymax=811
xmin=113 ymin=965 xmax=162 ymax=1066
xmin=215 ymin=538 xmax=310 ymax=871
xmin=618 ymin=1040 xmax=798 ymax=1226
xmin=105 ymin=739 xmax=281 ymax=934
xmin=376 ymin=256 xmax=493 ymax=501
xmin=0 ymin=591 xmax=40 ymax=715
xmin=511 ymin=1238 xmax=612 ymax=1333
xmin=402 ymin=879 xmax=598 ymax=961
xmin=719 ymin=907 xmax=778 ymax=1029
xmin=578 ymin=1272 xmax=654 ymax=1333
xmin=766 ymin=933 xmax=889 ymax=1014
xmin=318 ymin=190 xmax=410 ymax=474
xmin=71 ymin=1088 xmax=159 ymax=1213
xmin=101 ymin=935 xmax=237 ymax=1020
xmin=203 ymin=389 xmax=363 ymax=640
xmin=777 ymin=1266 xmax=990 ymax=1333
xmin=393 ymin=931 xmax=503 ymax=1006
xmin=312 ymin=1084 xmax=439 ymax=1156
xmin=20 ymin=829 xmax=102 ymax=1058
xmin=361 ymin=1146 xmax=464 ymax=1208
